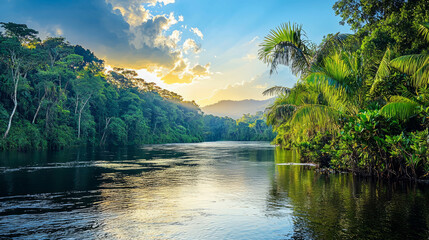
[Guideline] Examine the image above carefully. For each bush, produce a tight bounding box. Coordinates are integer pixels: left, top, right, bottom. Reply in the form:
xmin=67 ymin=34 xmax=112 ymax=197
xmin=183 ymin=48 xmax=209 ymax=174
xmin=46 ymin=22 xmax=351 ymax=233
xmin=0 ymin=119 xmax=47 ymax=151
xmin=329 ymin=110 xmax=428 ymax=179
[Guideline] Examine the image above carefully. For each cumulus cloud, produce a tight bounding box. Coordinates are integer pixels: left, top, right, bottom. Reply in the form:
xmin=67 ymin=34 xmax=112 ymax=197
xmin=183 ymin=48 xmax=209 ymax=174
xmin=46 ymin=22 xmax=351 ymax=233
xmin=128 ymin=14 xmax=177 ymax=49
xmin=183 ymin=39 xmax=201 ymax=54
xmin=190 ymin=27 xmax=204 ymax=40
xmin=109 ymin=2 xmax=150 ymax=27
xmin=0 ymin=0 xmax=208 ymax=81
xmin=108 ymin=0 xmax=175 ymax=9
xmin=169 ymin=30 xmax=182 ymax=45
xmin=192 ymin=63 xmax=211 ymax=76
xmin=161 ymin=60 xmax=211 ymax=84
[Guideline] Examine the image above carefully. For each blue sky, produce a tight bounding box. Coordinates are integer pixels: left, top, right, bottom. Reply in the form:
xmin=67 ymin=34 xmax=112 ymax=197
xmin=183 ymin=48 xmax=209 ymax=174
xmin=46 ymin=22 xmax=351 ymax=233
xmin=0 ymin=0 xmax=351 ymax=106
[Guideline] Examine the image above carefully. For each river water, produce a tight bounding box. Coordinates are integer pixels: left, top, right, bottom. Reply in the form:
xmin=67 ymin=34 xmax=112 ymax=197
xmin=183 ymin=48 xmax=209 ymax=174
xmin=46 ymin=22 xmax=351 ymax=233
xmin=1 ymin=141 xmax=428 ymax=239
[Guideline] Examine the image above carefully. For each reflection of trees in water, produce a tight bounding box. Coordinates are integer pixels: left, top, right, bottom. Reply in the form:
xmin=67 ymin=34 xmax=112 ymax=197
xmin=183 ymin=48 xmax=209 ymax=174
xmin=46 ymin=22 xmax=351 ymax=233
xmin=267 ymin=148 xmax=429 ymax=239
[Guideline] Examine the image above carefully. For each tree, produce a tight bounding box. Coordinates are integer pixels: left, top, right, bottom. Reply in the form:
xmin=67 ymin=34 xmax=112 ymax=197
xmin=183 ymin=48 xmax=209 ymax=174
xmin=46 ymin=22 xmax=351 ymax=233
xmin=0 ymin=23 xmax=41 ymax=138
xmin=378 ymin=23 xmax=429 ymax=121
xmin=258 ymin=22 xmax=311 ymax=76
xmin=0 ymin=22 xmax=39 ymax=45
xmin=258 ymin=22 xmax=349 ymax=96
xmin=40 ymin=37 xmax=73 ymax=67
xmin=333 ymin=0 xmax=429 ymax=57
xmin=72 ymin=67 xmax=103 ymax=139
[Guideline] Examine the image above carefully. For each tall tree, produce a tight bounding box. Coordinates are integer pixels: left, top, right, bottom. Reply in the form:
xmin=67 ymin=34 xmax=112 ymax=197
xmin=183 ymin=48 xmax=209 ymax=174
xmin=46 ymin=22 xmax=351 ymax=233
xmin=0 ymin=23 xmax=40 ymax=138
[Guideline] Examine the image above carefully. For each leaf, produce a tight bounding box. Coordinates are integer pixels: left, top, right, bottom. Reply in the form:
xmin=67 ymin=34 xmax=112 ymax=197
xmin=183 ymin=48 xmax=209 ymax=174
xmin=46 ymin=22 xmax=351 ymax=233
xmin=258 ymin=22 xmax=310 ymax=75
xmin=262 ymin=86 xmax=291 ymax=96
xmin=380 ymin=96 xmax=419 ymax=120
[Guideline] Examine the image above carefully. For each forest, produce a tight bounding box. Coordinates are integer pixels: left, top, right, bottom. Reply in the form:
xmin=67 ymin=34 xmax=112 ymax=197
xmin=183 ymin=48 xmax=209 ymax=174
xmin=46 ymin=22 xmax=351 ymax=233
xmin=261 ymin=0 xmax=429 ymax=179
xmin=0 ymin=22 xmax=274 ymax=151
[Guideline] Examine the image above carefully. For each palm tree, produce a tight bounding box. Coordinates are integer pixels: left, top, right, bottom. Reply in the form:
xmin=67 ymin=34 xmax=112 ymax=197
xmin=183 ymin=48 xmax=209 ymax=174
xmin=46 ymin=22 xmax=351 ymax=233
xmin=258 ymin=23 xmax=311 ymax=76
xmin=377 ymin=23 xmax=429 ymax=121
xmin=258 ymin=23 xmax=367 ymax=146
xmin=258 ymin=22 xmax=349 ymax=77
xmin=266 ymin=50 xmax=367 ymax=144
xmin=259 ymin=22 xmax=349 ymax=99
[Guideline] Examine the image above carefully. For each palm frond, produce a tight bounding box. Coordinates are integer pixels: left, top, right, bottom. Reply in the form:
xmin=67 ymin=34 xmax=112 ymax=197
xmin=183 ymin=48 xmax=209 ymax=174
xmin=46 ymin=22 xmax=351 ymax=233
xmin=418 ymin=22 xmax=429 ymax=43
xmin=303 ymin=51 xmax=363 ymax=114
xmin=258 ymin=22 xmax=310 ymax=75
xmin=412 ymin=62 xmax=429 ymax=88
xmin=391 ymin=54 xmax=427 ymax=75
xmin=389 ymin=95 xmax=417 ymax=103
xmin=369 ymin=48 xmax=392 ymax=96
xmin=323 ymin=52 xmax=351 ymax=84
xmin=380 ymin=102 xmax=419 ymax=120
xmin=265 ymin=103 xmax=296 ymax=127
xmin=262 ymin=86 xmax=291 ymax=96
xmin=288 ymin=104 xmax=341 ymax=141
xmin=391 ymin=54 xmax=429 ymax=88
xmin=310 ymin=32 xmax=350 ymax=66
xmin=380 ymin=96 xmax=419 ymax=120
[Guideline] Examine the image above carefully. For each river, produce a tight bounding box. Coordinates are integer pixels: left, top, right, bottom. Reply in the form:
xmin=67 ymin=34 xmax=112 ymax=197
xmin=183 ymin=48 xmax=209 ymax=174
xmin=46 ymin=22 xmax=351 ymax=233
xmin=1 ymin=141 xmax=428 ymax=239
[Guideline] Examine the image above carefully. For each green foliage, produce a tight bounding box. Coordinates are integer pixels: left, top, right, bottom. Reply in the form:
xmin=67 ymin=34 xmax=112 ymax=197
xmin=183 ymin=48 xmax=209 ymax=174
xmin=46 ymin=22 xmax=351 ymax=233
xmin=258 ymin=22 xmax=310 ymax=75
xmin=334 ymin=0 xmax=429 ymax=57
xmin=262 ymin=1 xmax=429 ymax=179
xmin=329 ymin=111 xmax=401 ymax=175
xmin=328 ymin=111 xmax=429 ymax=179
xmin=0 ymin=23 xmax=275 ymax=151
xmin=296 ymin=131 xmax=332 ymax=167
xmin=203 ymin=111 xmax=275 ymax=142
xmin=0 ymin=23 xmax=274 ymax=151
xmin=0 ymin=119 xmax=47 ymax=151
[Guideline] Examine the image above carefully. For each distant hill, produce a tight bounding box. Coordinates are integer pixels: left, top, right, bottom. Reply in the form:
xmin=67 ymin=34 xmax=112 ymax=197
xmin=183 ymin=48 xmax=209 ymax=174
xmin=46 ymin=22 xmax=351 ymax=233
xmin=202 ymin=98 xmax=274 ymax=119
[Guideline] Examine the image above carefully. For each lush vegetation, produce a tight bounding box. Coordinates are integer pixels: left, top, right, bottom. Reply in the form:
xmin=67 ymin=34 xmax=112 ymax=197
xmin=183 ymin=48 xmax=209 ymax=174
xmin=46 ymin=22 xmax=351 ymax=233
xmin=204 ymin=111 xmax=276 ymax=141
xmin=0 ymin=22 xmax=274 ymax=151
xmin=261 ymin=0 xmax=429 ymax=179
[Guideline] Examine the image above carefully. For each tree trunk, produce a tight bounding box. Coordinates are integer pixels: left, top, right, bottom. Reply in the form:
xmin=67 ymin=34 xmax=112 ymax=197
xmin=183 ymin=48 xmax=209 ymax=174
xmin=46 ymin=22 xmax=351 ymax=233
xmin=32 ymin=92 xmax=46 ymax=124
xmin=3 ymin=66 xmax=22 ymax=139
xmin=78 ymin=112 xmax=82 ymax=139
xmin=100 ymin=117 xmax=112 ymax=146
xmin=3 ymin=98 xmax=17 ymax=139
xmin=77 ymin=95 xmax=91 ymax=139
xmin=75 ymin=94 xmax=79 ymax=114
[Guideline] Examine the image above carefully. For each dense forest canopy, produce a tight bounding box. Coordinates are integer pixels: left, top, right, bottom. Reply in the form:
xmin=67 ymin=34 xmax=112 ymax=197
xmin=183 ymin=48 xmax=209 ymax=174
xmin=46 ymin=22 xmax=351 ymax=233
xmin=0 ymin=22 xmax=275 ymax=151
xmin=261 ymin=1 xmax=429 ymax=179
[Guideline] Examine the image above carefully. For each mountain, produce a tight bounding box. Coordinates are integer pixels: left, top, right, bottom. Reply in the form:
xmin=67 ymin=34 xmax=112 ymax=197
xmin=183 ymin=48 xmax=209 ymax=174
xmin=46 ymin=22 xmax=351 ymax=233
xmin=201 ymin=98 xmax=274 ymax=119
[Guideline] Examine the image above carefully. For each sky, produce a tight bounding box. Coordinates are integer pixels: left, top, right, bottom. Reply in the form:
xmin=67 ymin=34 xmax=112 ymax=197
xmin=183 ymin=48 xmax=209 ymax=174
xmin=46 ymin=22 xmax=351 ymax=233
xmin=0 ymin=0 xmax=351 ymax=106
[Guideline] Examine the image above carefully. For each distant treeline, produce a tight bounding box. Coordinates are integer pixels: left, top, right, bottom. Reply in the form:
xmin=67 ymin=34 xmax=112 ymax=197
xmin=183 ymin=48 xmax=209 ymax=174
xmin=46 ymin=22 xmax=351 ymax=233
xmin=0 ymin=22 xmax=274 ymax=151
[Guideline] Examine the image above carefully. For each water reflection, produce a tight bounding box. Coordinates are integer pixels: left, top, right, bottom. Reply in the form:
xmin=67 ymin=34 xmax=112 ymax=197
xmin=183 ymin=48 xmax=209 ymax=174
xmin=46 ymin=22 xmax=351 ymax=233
xmin=0 ymin=142 xmax=428 ymax=239
xmin=272 ymin=148 xmax=429 ymax=240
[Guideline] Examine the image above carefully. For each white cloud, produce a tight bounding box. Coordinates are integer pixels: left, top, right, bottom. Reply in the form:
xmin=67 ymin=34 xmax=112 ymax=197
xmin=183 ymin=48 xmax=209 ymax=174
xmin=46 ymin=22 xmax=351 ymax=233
xmin=169 ymin=30 xmax=181 ymax=45
xmin=248 ymin=36 xmax=259 ymax=44
xmin=160 ymin=59 xmax=211 ymax=84
xmin=183 ymin=39 xmax=201 ymax=54
xmin=190 ymin=27 xmax=204 ymax=40
xmin=109 ymin=3 xmax=150 ymax=27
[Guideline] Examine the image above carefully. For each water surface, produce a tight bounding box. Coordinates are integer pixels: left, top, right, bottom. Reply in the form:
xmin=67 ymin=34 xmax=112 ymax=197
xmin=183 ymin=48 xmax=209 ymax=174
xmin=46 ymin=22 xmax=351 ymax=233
xmin=1 ymin=141 xmax=428 ymax=239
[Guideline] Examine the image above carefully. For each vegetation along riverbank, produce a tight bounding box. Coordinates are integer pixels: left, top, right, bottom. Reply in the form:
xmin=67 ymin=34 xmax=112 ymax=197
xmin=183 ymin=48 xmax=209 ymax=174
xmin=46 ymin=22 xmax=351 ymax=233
xmin=0 ymin=22 xmax=274 ymax=151
xmin=260 ymin=0 xmax=429 ymax=180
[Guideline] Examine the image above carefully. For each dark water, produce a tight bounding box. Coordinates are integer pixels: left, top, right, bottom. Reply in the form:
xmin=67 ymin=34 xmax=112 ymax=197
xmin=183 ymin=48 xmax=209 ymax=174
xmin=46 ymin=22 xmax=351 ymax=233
xmin=0 ymin=141 xmax=428 ymax=239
